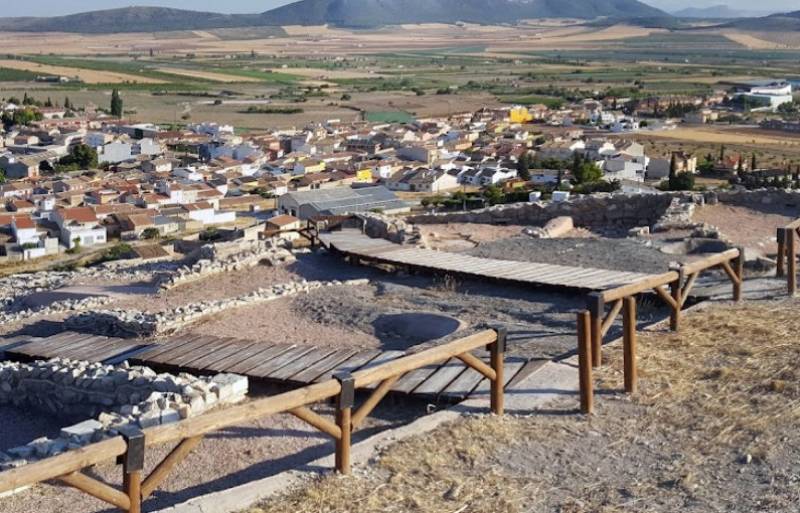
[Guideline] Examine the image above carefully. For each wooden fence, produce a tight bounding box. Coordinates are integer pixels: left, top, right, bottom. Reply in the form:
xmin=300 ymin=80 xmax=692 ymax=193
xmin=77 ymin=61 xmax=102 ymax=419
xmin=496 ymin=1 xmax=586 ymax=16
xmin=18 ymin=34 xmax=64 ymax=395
xmin=776 ymin=220 xmax=800 ymax=295
xmin=0 ymin=329 xmax=506 ymax=513
xmin=578 ymin=248 xmax=744 ymax=413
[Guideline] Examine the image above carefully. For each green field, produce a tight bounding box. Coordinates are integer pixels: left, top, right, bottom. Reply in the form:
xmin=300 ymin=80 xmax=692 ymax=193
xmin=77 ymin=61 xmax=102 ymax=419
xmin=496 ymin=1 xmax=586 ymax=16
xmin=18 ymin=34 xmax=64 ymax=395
xmin=365 ymin=111 xmax=416 ymax=123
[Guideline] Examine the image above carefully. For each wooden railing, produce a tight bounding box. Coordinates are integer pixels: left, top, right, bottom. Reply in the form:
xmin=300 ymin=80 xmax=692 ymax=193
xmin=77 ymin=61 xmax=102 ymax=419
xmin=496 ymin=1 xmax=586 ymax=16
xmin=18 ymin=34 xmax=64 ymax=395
xmin=578 ymin=248 xmax=744 ymax=413
xmin=776 ymin=220 xmax=800 ymax=295
xmin=0 ymin=329 xmax=506 ymax=513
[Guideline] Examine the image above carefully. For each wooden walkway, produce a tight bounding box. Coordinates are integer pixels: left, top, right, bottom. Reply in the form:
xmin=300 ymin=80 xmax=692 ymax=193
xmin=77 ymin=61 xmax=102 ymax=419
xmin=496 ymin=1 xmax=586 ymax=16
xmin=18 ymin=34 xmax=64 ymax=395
xmin=2 ymin=332 xmax=537 ymax=402
xmin=320 ymin=229 xmax=661 ymax=291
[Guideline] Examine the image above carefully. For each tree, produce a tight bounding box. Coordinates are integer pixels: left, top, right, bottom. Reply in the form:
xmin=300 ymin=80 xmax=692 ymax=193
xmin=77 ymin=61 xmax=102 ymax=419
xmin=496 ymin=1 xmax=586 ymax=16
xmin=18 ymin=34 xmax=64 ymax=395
xmin=141 ymin=228 xmax=160 ymax=240
xmin=719 ymin=145 xmax=726 ymax=162
xmin=483 ymin=185 xmax=505 ymax=206
xmin=110 ymin=89 xmax=123 ymax=118
xmin=668 ymin=153 xmax=678 ymax=189
xmin=64 ymin=97 xmax=72 ymax=110
xmin=1 ymin=107 xmax=43 ymax=128
xmin=517 ymin=152 xmax=532 ymax=181
xmin=57 ymin=144 xmax=98 ymax=171
xmin=751 ymin=153 xmax=757 ymax=172
xmin=572 ymin=159 xmax=603 ymax=185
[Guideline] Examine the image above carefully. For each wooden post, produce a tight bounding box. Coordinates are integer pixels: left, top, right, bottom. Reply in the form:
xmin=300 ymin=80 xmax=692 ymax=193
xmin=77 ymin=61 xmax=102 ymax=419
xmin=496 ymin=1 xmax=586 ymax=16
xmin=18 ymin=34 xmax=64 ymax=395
xmin=777 ymin=228 xmax=786 ymax=278
xmin=623 ymin=296 xmax=637 ymax=394
xmin=789 ymin=228 xmax=797 ymax=296
xmin=577 ymin=311 xmax=593 ymax=415
xmin=669 ymin=268 xmax=683 ymax=332
xmin=733 ymin=247 xmax=744 ymax=302
xmin=489 ymin=327 xmax=506 ymax=416
xmin=120 ymin=428 xmax=145 ymax=513
xmin=334 ymin=373 xmax=354 ymax=475
xmin=587 ymin=293 xmax=604 ymax=368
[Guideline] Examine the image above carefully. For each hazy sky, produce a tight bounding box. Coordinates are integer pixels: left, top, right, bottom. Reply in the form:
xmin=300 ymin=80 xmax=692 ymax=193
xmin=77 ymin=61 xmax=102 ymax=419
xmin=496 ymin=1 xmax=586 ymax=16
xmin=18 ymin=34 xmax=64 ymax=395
xmin=2 ymin=0 xmax=797 ymax=17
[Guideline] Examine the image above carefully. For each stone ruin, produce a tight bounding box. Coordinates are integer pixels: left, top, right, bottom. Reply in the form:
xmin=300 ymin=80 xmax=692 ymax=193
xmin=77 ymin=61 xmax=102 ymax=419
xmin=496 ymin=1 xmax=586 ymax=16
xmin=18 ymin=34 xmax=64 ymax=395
xmin=156 ymin=238 xmax=297 ymax=290
xmin=64 ymin=279 xmax=370 ymax=338
xmin=0 ymin=358 xmax=248 ymax=470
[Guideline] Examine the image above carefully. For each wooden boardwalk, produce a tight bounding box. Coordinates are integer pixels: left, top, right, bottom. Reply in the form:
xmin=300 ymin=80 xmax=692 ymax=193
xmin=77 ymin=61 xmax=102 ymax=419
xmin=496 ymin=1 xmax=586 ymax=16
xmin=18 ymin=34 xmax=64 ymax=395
xmin=3 ymin=332 xmax=537 ymax=402
xmin=320 ymin=229 xmax=660 ymax=291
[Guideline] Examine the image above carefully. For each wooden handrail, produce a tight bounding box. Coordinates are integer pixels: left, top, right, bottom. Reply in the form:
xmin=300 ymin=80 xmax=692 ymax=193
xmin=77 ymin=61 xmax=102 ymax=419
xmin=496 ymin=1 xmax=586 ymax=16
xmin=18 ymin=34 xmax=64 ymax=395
xmin=600 ymin=272 xmax=679 ymax=303
xmin=0 ymin=328 xmax=501 ymax=497
xmin=681 ymin=248 xmax=740 ymax=275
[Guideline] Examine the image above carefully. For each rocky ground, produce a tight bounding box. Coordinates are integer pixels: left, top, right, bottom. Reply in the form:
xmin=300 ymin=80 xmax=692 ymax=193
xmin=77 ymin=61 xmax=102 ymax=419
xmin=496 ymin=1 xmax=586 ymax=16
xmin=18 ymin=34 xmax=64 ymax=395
xmin=466 ymin=237 xmax=681 ymax=274
xmin=246 ymin=299 xmax=800 ymax=513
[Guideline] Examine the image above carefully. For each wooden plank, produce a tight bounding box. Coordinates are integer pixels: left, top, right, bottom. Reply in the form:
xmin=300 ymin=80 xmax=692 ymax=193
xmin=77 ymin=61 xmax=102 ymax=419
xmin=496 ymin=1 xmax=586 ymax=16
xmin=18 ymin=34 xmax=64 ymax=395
xmin=290 ymin=348 xmax=362 ymax=384
xmin=57 ymin=336 xmax=114 ymax=361
xmin=36 ymin=334 xmax=100 ymax=359
xmin=90 ymin=343 xmax=151 ymax=364
xmin=247 ymin=345 xmax=318 ymax=379
xmin=208 ymin=341 xmax=281 ymax=373
xmin=169 ymin=337 xmax=237 ymax=368
xmin=133 ymin=334 xmax=202 ymax=361
xmin=267 ymin=347 xmax=339 ymax=381
xmin=224 ymin=344 xmax=296 ymax=375
xmin=14 ymin=332 xmax=87 ymax=356
xmin=391 ymin=362 xmax=444 ymax=394
xmin=439 ymin=367 xmax=484 ymax=399
xmin=412 ymin=358 xmax=470 ymax=396
xmin=146 ymin=336 xmax=217 ymax=366
xmin=178 ymin=338 xmax=246 ymax=371
xmin=313 ymin=349 xmax=384 ymax=383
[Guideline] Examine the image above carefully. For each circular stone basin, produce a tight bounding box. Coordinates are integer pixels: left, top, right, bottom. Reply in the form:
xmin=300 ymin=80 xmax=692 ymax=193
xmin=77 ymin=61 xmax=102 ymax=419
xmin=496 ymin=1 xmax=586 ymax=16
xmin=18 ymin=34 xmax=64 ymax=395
xmin=372 ymin=312 xmax=464 ymax=350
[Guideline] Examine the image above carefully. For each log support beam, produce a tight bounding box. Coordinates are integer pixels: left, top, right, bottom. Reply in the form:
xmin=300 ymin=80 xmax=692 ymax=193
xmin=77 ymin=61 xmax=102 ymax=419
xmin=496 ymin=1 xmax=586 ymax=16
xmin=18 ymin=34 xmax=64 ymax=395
xmin=577 ymin=311 xmax=593 ymax=415
xmin=587 ymin=293 xmax=604 ymax=368
xmin=334 ymin=373 xmax=354 ymax=475
xmin=141 ymin=436 xmax=203 ymax=499
xmin=623 ymin=296 xmax=638 ymax=395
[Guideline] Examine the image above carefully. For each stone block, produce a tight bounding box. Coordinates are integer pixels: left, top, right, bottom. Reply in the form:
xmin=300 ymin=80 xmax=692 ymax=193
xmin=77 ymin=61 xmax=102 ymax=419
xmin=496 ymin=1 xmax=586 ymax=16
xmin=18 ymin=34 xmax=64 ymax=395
xmin=60 ymin=419 xmax=104 ymax=442
xmin=210 ymin=374 xmax=249 ymax=402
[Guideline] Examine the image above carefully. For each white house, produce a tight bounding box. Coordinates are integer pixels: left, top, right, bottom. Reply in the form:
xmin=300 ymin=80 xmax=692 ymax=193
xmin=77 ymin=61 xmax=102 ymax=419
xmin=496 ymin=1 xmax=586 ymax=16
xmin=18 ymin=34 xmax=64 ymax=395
xmin=53 ymin=207 xmax=107 ymax=249
xmin=386 ymin=168 xmax=459 ymax=193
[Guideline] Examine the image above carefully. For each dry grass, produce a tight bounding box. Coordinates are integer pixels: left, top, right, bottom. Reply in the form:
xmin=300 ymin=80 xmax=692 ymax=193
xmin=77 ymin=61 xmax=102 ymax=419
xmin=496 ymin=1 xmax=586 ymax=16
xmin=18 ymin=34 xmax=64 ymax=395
xmin=155 ymin=67 xmax=261 ymax=82
xmin=246 ymin=300 xmax=800 ymax=513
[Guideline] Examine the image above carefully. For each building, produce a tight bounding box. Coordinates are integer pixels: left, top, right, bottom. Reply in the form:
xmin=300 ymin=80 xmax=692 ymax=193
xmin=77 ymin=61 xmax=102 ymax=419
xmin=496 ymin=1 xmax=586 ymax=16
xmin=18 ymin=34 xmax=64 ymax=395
xmin=53 ymin=207 xmax=107 ymax=249
xmin=278 ymin=186 xmax=410 ymax=220
xmin=386 ymin=168 xmax=459 ymax=193
xmin=728 ymin=80 xmax=794 ymax=112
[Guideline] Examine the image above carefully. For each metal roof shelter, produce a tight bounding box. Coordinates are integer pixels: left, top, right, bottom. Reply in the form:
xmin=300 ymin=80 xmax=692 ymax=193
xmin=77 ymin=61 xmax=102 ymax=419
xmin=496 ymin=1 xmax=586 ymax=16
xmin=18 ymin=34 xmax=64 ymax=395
xmin=278 ymin=186 xmax=410 ymax=220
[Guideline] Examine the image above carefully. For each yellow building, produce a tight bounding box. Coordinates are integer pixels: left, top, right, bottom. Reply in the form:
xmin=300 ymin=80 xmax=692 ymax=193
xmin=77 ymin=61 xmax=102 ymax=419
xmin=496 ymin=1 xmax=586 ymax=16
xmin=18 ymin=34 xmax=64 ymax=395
xmin=356 ymin=169 xmax=374 ymax=183
xmin=509 ymin=106 xmax=533 ymax=124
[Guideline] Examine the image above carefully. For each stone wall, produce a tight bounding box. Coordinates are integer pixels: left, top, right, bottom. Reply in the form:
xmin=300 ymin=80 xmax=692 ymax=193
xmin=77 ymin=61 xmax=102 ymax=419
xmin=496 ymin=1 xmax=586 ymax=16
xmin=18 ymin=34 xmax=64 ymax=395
xmin=156 ymin=239 xmax=296 ymax=290
xmin=406 ymin=193 xmax=676 ymax=231
xmin=65 ymin=279 xmax=370 ymax=338
xmin=0 ymin=358 xmax=247 ymax=469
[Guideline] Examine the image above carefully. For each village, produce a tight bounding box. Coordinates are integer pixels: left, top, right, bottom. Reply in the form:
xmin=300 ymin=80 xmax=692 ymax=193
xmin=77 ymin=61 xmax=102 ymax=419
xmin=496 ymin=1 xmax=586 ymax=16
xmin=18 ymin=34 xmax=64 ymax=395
xmin=0 ymin=77 xmax=797 ymax=265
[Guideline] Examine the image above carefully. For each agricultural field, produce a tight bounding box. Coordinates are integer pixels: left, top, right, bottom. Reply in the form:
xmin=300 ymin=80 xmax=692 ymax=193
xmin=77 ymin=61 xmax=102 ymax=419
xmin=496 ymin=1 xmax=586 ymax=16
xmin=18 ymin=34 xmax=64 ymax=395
xmin=2 ymin=22 xmax=800 ymax=132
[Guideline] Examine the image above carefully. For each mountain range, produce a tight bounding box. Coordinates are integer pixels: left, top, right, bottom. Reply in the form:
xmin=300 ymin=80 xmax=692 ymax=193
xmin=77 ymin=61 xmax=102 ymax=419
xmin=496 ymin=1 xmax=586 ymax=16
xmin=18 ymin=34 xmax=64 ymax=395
xmin=0 ymin=0 xmax=666 ymax=33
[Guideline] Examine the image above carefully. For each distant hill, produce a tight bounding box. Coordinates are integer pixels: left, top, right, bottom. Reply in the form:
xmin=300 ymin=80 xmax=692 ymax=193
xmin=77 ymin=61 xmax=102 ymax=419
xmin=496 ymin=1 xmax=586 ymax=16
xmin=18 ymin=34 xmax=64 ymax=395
xmin=0 ymin=7 xmax=262 ymax=33
xmin=673 ymin=5 xmax=748 ymax=19
xmin=723 ymin=11 xmax=800 ymax=31
xmin=261 ymin=0 xmax=667 ymax=27
xmin=0 ymin=1 xmax=668 ymax=34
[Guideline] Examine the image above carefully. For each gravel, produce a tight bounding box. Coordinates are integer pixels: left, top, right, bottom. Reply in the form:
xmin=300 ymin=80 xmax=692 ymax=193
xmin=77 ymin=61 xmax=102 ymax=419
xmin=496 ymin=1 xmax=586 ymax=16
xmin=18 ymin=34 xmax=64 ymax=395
xmin=466 ymin=236 xmax=681 ymax=274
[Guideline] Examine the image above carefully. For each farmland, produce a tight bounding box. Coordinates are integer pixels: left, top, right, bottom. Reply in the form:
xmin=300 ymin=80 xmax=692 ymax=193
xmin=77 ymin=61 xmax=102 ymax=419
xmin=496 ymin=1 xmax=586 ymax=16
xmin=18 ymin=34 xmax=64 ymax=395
xmin=1 ymin=21 xmax=799 ymax=134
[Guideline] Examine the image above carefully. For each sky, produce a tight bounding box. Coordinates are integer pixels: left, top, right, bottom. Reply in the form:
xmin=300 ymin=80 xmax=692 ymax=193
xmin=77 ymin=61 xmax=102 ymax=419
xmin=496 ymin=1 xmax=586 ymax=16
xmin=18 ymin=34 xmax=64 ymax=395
xmin=1 ymin=0 xmax=797 ymax=18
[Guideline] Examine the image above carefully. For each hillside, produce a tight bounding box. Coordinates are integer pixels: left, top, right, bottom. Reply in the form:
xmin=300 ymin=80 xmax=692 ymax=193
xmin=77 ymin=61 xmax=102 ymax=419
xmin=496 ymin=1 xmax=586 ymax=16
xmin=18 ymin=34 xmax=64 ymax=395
xmin=262 ymin=0 xmax=667 ymax=27
xmin=0 ymin=0 xmax=667 ymax=34
xmin=0 ymin=7 xmax=261 ymax=33
xmin=724 ymin=11 xmax=800 ymax=31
